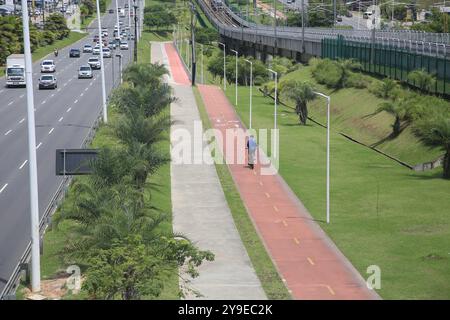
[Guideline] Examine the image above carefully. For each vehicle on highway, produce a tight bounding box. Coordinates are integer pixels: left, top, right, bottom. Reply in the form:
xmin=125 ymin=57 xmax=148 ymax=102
xmin=88 ymin=57 xmax=101 ymax=69
xmin=83 ymin=44 xmax=93 ymax=53
xmin=38 ymin=74 xmax=57 ymax=89
xmin=69 ymin=48 xmax=81 ymax=57
xmin=287 ymin=0 xmax=292 ymax=3
xmin=125 ymin=3 xmax=128 ymax=8
xmin=102 ymin=47 xmax=112 ymax=58
xmin=93 ymin=44 xmax=101 ymax=55
xmin=41 ymin=60 xmax=56 ymax=73
xmin=78 ymin=65 xmax=93 ymax=79
xmin=108 ymin=42 xmax=117 ymax=50
xmin=119 ymin=41 xmax=129 ymax=50
xmin=211 ymin=0 xmax=223 ymax=11
xmin=345 ymin=11 xmax=353 ymax=18
xmin=336 ymin=16 xmax=342 ymax=22
xmin=109 ymin=8 xmax=114 ymax=13
xmin=93 ymin=34 xmax=99 ymax=42
xmin=5 ymin=54 xmax=26 ymax=87
xmin=119 ymin=8 xmax=125 ymax=17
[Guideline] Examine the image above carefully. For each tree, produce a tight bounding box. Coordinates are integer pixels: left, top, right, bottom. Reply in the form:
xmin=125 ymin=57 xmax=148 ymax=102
xmin=414 ymin=116 xmax=450 ymax=179
xmin=371 ymin=78 xmax=400 ymax=100
xmin=335 ymin=59 xmax=361 ymax=89
xmin=375 ymin=97 xmax=417 ymax=136
xmin=83 ymin=235 xmax=214 ymax=300
xmin=144 ymin=5 xmax=177 ymax=30
xmin=281 ymin=80 xmax=316 ymax=125
xmin=407 ymin=69 xmax=436 ymax=92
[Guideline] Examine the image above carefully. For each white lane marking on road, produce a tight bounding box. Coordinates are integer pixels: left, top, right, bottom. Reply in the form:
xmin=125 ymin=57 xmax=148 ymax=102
xmin=89 ymin=82 xmax=93 ymax=86
xmin=0 ymin=89 xmax=3 ymax=93
xmin=48 ymin=128 xmax=54 ymax=135
xmin=51 ymin=93 xmax=55 ymax=97
xmin=19 ymin=160 xmax=28 ymax=170
xmin=67 ymin=107 xmax=71 ymax=112
xmin=19 ymin=118 xmax=25 ymax=124
xmin=58 ymin=117 xmax=63 ymax=122
xmin=8 ymin=101 xmax=13 ymax=106
xmin=63 ymin=82 xmax=67 ymax=86
xmin=42 ymin=100 xmax=46 ymax=104
xmin=4 ymin=130 xmax=12 ymax=136
xmin=36 ymin=142 xmax=42 ymax=149
xmin=84 ymin=87 xmax=88 ymax=91
xmin=0 ymin=184 xmax=7 ymax=194
xmin=74 ymin=99 xmax=78 ymax=104
xmin=57 ymin=88 xmax=61 ymax=92
xmin=80 ymin=93 xmax=84 ymax=97
xmin=19 ymin=94 xmax=24 ymax=98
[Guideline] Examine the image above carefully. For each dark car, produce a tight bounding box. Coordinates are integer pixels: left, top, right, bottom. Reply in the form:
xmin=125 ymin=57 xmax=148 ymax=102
xmin=336 ymin=16 xmax=343 ymax=22
xmin=109 ymin=8 xmax=114 ymax=13
xmin=345 ymin=11 xmax=353 ymax=18
xmin=69 ymin=48 xmax=81 ymax=57
xmin=38 ymin=75 xmax=57 ymax=89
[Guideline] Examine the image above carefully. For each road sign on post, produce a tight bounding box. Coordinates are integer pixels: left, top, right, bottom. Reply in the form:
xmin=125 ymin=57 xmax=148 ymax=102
xmin=55 ymin=149 xmax=99 ymax=175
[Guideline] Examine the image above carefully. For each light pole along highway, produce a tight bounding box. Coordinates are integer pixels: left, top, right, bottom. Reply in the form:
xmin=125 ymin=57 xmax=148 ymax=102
xmin=230 ymin=49 xmax=238 ymax=106
xmin=96 ymin=0 xmax=108 ymax=123
xmin=21 ymin=0 xmax=41 ymax=293
xmin=244 ymin=58 xmax=253 ymax=130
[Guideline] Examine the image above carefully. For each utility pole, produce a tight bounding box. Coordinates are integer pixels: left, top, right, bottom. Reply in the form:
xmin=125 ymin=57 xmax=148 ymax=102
xmin=301 ymin=0 xmax=305 ymax=54
xmin=333 ymin=0 xmax=336 ymax=27
xmin=96 ymin=0 xmax=107 ymax=123
xmin=21 ymin=0 xmax=41 ymax=293
xmin=370 ymin=0 xmax=376 ymax=64
xmin=189 ymin=1 xmax=196 ymax=86
xmin=115 ymin=0 xmax=120 ymax=40
xmin=128 ymin=0 xmax=131 ymax=32
xmin=133 ymin=1 xmax=138 ymax=62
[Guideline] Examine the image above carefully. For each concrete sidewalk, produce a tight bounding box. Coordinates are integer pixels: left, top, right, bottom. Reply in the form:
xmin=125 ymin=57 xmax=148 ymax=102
xmin=151 ymin=42 xmax=266 ymax=300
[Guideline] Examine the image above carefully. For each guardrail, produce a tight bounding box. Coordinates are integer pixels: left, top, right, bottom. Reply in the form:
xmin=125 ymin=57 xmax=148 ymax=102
xmin=0 ymin=106 xmax=104 ymax=300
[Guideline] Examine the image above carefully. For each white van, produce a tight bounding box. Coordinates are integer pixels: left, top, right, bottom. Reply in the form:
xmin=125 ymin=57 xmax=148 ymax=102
xmin=363 ymin=11 xmax=373 ymax=19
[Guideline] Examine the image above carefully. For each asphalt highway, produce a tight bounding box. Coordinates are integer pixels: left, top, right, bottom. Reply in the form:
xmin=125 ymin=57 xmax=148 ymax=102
xmin=0 ymin=0 xmax=139 ymax=295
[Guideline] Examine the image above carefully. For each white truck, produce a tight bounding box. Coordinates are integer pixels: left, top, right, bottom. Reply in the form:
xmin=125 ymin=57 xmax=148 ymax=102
xmin=119 ymin=8 xmax=125 ymax=17
xmin=5 ymin=54 xmax=26 ymax=87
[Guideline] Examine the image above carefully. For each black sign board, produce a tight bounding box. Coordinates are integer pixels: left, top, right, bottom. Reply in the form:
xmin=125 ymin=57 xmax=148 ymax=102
xmin=55 ymin=149 xmax=99 ymax=175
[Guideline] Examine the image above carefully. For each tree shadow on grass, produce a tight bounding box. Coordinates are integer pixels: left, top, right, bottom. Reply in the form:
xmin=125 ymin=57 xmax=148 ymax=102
xmin=403 ymin=170 xmax=445 ymax=181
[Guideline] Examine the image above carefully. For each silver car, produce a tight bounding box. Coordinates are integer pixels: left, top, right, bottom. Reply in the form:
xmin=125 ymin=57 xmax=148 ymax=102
xmin=38 ymin=74 xmax=57 ymax=89
xmin=102 ymin=47 xmax=112 ymax=58
xmin=78 ymin=65 xmax=93 ymax=79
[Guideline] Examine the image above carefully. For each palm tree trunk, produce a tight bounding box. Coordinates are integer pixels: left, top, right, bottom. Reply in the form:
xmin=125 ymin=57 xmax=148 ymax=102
xmin=443 ymin=150 xmax=450 ymax=179
xmin=297 ymin=102 xmax=307 ymax=125
xmin=393 ymin=116 xmax=401 ymax=136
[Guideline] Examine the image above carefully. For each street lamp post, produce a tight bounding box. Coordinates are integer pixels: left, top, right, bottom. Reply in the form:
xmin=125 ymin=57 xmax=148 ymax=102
xmin=112 ymin=53 xmax=115 ymax=88
xmin=115 ymin=0 xmax=120 ymax=41
xmin=21 ymin=0 xmax=41 ymax=293
xmin=96 ymin=0 xmax=107 ymax=123
xmin=267 ymin=68 xmax=278 ymax=158
xmin=201 ymin=44 xmax=204 ymax=84
xmin=116 ymin=53 xmax=123 ymax=84
xmin=133 ymin=1 xmax=138 ymax=62
xmin=218 ymin=42 xmax=226 ymax=90
xmin=244 ymin=59 xmax=253 ymax=129
xmin=313 ymin=91 xmax=331 ymax=224
xmin=231 ymin=49 xmax=238 ymax=106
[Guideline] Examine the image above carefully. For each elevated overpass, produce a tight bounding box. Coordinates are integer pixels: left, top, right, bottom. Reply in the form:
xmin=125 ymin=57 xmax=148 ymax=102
xmin=195 ymin=0 xmax=450 ymax=61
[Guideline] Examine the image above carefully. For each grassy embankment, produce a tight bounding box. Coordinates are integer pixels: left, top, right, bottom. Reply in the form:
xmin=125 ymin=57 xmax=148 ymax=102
xmin=221 ymin=82 xmax=450 ymax=299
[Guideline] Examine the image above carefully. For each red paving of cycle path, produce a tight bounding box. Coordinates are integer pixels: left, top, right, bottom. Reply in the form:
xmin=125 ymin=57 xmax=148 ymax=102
xmin=164 ymin=43 xmax=379 ymax=300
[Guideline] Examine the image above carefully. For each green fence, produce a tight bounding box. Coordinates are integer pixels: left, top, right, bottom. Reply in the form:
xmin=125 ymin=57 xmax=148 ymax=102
xmin=321 ymin=36 xmax=450 ymax=96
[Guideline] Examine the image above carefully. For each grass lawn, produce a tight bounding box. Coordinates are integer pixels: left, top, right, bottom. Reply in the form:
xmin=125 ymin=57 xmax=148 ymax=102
xmin=224 ymin=85 xmax=450 ymax=299
xmin=281 ymin=66 xmax=445 ymax=165
xmin=192 ymin=87 xmax=291 ymax=299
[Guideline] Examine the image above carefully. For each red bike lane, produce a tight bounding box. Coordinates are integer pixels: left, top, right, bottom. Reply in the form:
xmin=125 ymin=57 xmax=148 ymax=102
xmin=164 ymin=43 xmax=380 ymax=300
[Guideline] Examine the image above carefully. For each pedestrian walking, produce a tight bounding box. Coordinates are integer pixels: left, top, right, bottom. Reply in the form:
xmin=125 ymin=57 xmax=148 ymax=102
xmin=246 ymin=135 xmax=257 ymax=169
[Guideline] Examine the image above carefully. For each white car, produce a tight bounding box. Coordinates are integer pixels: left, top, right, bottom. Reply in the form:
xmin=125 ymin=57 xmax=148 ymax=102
xmin=83 ymin=44 xmax=93 ymax=53
xmin=93 ymin=45 xmax=100 ymax=55
xmin=102 ymin=48 xmax=112 ymax=58
xmin=88 ymin=57 xmax=101 ymax=69
xmin=119 ymin=41 xmax=128 ymax=50
xmin=40 ymin=60 xmax=55 ymax=73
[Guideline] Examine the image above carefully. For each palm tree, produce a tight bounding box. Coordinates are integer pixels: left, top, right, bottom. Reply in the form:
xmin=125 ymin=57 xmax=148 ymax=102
xmin=414 ymin=116 xmax=450 ymax=179
xmin=375 ymin=98 xmax=414 ymax=136
xmin=281 ymin=80 xmax=316 ymax=125
xmin=407 ymin=69 xmax=436 ymax=92
xmin=373 ymin=78 xmax=400 ymax=99
xmin=122 ymin=63 xmax=168 ymax=88
xmin=335 ymin=59 xmax=361 ymax=88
